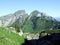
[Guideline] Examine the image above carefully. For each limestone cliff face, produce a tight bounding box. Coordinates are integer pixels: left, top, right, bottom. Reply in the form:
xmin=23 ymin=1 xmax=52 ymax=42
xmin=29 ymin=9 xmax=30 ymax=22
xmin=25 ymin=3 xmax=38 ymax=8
xmin=0 ymin=10 xmax=28 ymax=27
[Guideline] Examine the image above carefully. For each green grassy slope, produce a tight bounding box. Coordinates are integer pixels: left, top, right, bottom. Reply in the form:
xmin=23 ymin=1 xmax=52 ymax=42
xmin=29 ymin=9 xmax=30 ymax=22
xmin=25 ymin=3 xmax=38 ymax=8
xmin=0 ymin=27 xmax=24 ymax=45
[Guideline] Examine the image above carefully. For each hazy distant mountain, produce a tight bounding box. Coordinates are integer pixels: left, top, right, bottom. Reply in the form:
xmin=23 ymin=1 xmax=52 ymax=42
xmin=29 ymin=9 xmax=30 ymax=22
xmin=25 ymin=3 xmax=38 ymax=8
xmin=55 ymin=18 xmax=60 ymax=21
xmin=0 ymin=10 xmax=60 ymax=33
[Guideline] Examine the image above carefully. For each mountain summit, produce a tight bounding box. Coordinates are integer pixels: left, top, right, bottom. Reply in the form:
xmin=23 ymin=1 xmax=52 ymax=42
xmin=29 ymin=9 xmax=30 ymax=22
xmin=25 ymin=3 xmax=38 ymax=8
xmin=0 ymin=10 xmax=28 ymax=27
xmin=0 ymin=10 xmax=60 ymax=33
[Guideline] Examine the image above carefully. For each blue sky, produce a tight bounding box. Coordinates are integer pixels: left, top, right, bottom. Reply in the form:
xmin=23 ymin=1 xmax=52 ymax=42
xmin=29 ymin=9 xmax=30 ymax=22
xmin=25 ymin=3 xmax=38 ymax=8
xmin=0 ymin=0 xmax=60 ymax=18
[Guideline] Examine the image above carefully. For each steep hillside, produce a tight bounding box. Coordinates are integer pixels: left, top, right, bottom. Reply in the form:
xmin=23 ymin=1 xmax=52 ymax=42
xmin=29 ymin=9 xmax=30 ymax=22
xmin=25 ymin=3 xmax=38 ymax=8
xmin=0 ymin=27 xmax=24 ymax=45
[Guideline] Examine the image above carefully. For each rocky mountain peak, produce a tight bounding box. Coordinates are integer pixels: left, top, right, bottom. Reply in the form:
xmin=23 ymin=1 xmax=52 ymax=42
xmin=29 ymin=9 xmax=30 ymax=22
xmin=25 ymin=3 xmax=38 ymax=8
xmin=0 ymin=10 xmax=60 ymax=33
xmin=14 ymin=10 xmax=26 ymax=16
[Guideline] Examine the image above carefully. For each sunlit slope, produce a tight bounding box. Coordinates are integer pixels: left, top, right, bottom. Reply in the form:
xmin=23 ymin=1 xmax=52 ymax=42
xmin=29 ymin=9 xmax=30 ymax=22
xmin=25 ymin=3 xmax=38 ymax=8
xmin=0 ymin=27 xmax=24 ymax=45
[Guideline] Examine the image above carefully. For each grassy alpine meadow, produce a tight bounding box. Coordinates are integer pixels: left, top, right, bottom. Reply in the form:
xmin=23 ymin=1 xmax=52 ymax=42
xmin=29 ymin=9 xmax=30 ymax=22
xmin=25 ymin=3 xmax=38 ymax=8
xmin=0 ymin=27 xmax=24 ymax=45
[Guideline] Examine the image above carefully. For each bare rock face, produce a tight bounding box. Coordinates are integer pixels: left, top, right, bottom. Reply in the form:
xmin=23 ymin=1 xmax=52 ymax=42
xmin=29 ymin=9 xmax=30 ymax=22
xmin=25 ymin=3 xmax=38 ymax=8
xmin=0 ymin=10 xmax=28 ymax=27
xmin=14 ymin=10 xmax=26 ymax=15
xmin=26 ymin=34 xmax=39 ymax=40
xmin=0 ymin=20 xmax=3 ymax=26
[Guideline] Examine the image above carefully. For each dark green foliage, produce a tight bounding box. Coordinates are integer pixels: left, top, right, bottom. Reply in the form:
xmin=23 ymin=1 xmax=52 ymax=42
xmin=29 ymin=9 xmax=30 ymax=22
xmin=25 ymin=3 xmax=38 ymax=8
xmin=23 ymin=20 xmax=33 ymax=33
xmin=57 ymin=22 xmax=60 ymax=29
xmin=39 ymin=29 xmax=60 ymax=37
xmin=46 ymin=30 xmax=60 ymax=34
xmin=36 ymin=18 xmax=45 ymax=31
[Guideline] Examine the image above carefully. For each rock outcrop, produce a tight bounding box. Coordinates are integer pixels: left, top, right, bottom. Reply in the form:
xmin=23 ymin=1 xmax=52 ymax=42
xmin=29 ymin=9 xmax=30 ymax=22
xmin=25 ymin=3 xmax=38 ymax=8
xmin=22 ymin=33 xmax=60 ymax=45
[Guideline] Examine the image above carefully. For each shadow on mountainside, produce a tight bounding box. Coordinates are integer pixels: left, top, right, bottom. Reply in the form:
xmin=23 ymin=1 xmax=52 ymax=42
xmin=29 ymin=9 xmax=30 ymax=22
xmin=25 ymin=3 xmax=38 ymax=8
xmin=22 ymin=33 xmax=60 ymax=45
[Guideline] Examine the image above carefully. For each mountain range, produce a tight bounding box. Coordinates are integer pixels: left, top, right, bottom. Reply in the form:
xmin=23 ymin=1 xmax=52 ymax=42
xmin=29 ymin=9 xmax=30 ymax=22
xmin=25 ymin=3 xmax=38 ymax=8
xmin=0 ymin=10 xmax=60 ymax=33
